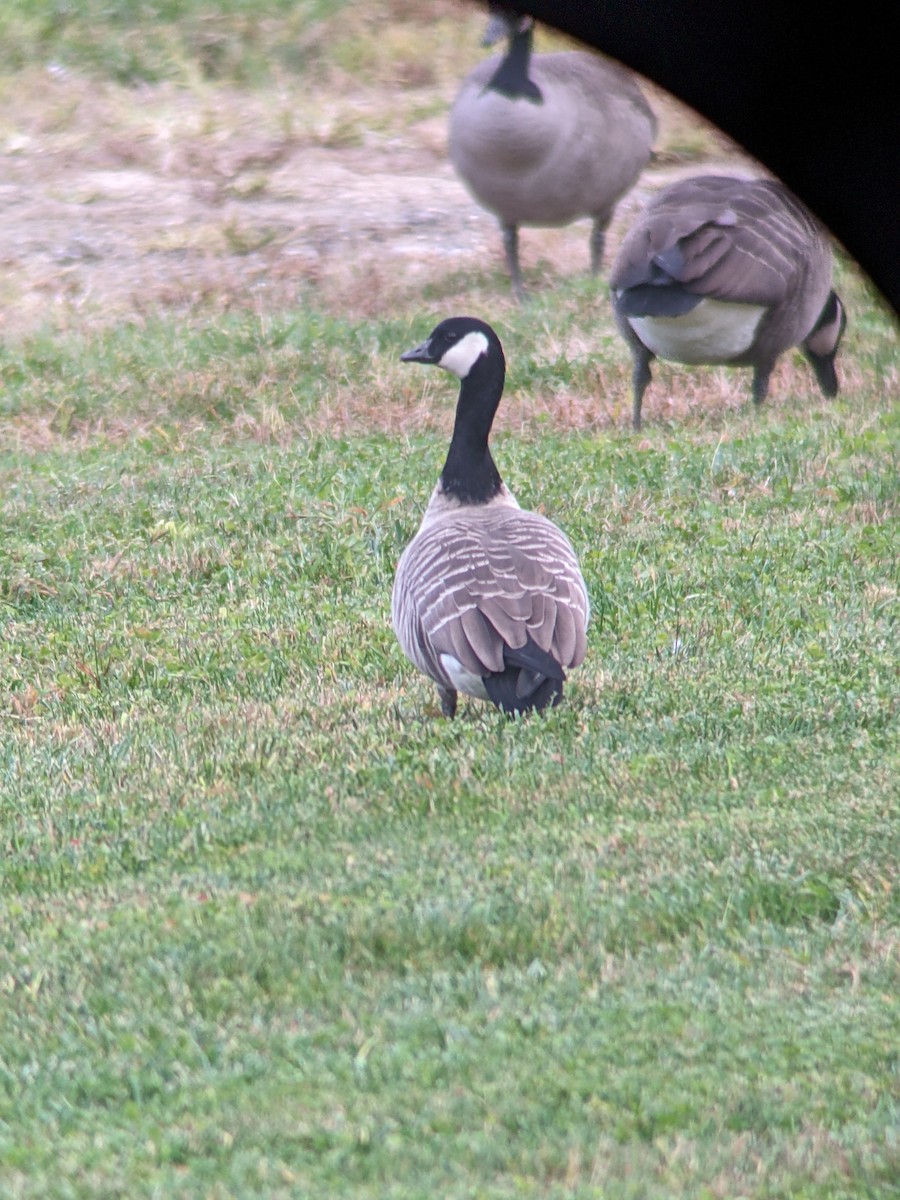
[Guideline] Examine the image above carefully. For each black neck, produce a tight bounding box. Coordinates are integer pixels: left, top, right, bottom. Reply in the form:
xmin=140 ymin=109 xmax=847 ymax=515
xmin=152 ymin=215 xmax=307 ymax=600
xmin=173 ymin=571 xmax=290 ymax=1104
xmin=486 ymin=25 xmax=543 ymax=103
xmin=440 ymin=350 xmax=505 ymax=504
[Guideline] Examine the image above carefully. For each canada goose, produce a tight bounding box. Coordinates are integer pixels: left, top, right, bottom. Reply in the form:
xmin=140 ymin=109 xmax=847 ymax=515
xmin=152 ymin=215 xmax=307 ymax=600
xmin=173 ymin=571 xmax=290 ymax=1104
xmin=609 ymin=173 xmax=847 ymax=429
xmin=392 ymin=316 xmax=590 ymax=717
xmin=448 ymin=5 xmax=657 ymax=302
xmin=535 ymin=3 xmax=898 ymax=317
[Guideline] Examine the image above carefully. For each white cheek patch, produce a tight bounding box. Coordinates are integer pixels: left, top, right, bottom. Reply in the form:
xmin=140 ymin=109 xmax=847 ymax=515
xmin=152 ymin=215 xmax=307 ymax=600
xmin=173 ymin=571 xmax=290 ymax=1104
xmin=439 ymin=331 xmax=489 ymax=378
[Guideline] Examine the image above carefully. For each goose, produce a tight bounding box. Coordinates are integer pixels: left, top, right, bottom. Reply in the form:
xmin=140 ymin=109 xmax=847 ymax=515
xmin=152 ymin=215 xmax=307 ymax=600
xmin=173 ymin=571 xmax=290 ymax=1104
xmin=448 ymin=4 xmax=657 ymax=302
xmin=609 ymin=173 xmax=848 ymax=429
xmin=392 ymin=316 xmax=590 ymax=717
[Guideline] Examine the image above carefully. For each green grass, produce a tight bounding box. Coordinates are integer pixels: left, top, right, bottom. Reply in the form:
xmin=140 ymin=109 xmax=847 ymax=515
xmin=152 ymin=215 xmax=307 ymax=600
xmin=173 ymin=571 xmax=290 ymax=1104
xmin=0 ymin=0 xmax=473 ymax=89
xmin=0 ymin=0 xmax=351 ymax=84
xmin=1 ymin=294 xmax=898 ymax=1197
xmin=0 ymin=0 xmax=898 ymax=1191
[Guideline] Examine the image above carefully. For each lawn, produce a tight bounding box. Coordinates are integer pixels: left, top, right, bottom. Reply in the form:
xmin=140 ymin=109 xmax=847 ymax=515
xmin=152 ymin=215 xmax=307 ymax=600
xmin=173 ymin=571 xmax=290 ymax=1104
xmin=1 ymin=3 xmax=898 ymax=1198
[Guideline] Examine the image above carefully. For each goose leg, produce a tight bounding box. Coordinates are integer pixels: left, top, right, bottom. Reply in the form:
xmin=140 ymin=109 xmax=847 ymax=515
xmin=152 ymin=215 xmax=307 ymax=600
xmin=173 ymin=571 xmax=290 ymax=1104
xmin=751 ymin=364 xmax=773 ymax=407
xmin=803 ymin=346 xmax=840 ymax=398
xmin=590 ymin=219 xmax=608 ymax=274
xmin=631 ymin=350 xmax=653 ymax=431
xmin=438 ymin=686 xmax=458 ymax=718
xmin=501 ymin=222 xmax=526 ymax=303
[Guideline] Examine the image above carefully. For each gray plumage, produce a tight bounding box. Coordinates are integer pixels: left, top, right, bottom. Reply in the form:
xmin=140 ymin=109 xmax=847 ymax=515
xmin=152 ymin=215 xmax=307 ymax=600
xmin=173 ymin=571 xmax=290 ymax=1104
xmin=392 ymin=316 xmax=589 ymax=717
xmin=609 ymin=173 xmax=847 ymax=429
xmin=449 ymin=6 xmax=657 ymax=301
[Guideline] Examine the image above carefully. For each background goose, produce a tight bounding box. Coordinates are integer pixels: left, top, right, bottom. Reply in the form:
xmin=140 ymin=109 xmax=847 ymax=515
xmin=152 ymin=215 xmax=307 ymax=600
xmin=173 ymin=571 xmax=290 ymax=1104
xmin=392 ymin=316 xmax=590 ymax=717
xmin=609 ymin=173 xmax=847 ymax=429
xmin=448 ymin=5 xmax=657 ymax=302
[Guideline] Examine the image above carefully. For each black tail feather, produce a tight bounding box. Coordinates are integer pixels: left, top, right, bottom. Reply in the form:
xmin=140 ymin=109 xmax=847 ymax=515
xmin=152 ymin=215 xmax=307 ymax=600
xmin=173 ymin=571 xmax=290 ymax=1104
xmin=615 ymin=283 xmax=702 ymax=319
xmin=482 ymin=638 xmax=565 ymax=715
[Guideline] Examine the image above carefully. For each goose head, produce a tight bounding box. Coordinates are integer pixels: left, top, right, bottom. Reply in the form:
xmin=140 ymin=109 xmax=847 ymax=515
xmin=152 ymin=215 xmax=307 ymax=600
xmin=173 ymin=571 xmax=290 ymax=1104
xmin=477 ymin=5 xmax=541 ymax=103
xmin=400 ymin=315 xmax=501 ymax=380
xmin=401 ymin=316 xmax=507 ymax=506
xmin=482 ymin=4 xmax=533 ymax=47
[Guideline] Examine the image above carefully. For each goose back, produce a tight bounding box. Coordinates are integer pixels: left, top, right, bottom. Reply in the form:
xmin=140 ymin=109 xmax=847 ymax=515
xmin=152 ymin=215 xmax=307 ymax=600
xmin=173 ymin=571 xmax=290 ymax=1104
xmin=611 ymin=175 xmax=834 ymax=352
xmin=392 ymin=497 xmax=589 ymax=702
xmin=609 ymin=174 xmax=846 ymax=427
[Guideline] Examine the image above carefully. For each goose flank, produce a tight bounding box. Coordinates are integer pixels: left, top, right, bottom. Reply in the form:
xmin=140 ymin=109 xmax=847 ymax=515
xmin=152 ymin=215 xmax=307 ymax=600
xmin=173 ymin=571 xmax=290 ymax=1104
xmin=609 ymin=173 xmax=847 ymax=429
xmin=392 ymin=316 xmax=590 ymax=717
xmin=449 ymin=5 xmax=656 ymax=302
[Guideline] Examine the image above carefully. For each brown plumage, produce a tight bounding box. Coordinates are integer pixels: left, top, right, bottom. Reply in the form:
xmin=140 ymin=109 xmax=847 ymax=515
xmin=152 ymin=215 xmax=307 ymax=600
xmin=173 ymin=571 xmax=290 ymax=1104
xmin=609 ymin=173 xmax=847 ymax=428
xmin=392 ymin=317 xmax=589 ymax=717
xmin=449 ymin=6 xmax=656 ymax=301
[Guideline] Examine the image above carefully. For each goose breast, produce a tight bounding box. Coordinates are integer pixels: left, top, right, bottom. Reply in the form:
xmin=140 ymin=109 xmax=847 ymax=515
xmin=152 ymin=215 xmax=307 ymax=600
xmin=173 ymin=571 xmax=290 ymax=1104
xmin=450 ymin=52 xmax=655 ymax=227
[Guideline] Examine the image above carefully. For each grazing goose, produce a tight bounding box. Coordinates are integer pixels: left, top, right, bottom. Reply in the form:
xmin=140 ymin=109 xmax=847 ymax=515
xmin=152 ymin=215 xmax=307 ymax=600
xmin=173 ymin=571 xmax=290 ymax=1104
xmin=609 ymin=173 xmax=847 ymax=429
xmin=392 ymin=316 xmax=590 ymax=717
xmin=448 ymin=5 xmax=657 ymax=302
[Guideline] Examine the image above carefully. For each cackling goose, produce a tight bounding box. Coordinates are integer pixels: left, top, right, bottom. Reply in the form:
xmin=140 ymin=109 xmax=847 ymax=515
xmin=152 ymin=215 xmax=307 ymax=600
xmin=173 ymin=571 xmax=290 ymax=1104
xmin=392 ymin=316 xmax=590 ymax=717
xmin=448 ymin=5 xmax=657 ymax=302
xmin=609 ymin=173 xmax=847 ymax=429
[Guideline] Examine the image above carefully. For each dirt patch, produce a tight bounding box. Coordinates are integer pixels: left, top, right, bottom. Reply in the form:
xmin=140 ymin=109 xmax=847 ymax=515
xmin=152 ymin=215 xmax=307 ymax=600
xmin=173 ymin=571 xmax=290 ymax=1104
xmin=0 ymin=70 xmax=750 ymax=339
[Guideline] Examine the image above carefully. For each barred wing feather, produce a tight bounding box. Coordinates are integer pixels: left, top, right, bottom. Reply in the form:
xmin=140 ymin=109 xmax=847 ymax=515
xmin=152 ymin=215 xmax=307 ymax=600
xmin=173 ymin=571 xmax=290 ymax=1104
xmin=614 ymin=178 xmax=827 ymax=310
xmin=392 ymin=510 xmax=589 ymax=692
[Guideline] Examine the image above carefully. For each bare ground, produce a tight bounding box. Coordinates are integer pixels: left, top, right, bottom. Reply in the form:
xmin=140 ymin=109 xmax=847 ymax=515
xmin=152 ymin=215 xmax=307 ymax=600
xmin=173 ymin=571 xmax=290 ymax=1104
xmin=6 ymin=64 xmax=875 ymax=439
xmin=0 ymin=67 xmax=749 ymax=340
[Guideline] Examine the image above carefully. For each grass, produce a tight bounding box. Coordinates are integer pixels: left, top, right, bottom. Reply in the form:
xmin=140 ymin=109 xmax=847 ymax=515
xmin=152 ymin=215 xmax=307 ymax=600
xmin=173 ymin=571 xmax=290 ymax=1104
xmin=0 ymin=0 xmax=348 ymax=84
xmin=1 ymin=296 xmax=898 ymax=1198
xmin=0 ymin=1 xmax=898 ymax=1196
